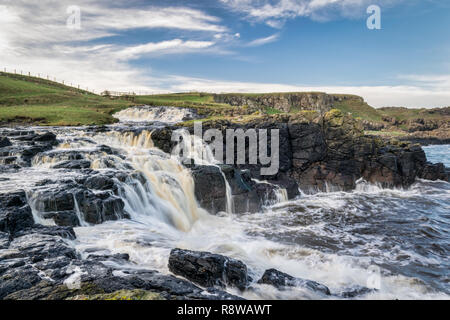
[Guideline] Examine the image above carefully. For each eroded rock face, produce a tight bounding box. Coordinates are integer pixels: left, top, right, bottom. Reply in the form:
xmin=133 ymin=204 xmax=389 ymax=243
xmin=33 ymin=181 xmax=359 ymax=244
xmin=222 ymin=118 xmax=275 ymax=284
xmin=213 ymin=93 xmax=362 ymax=114
xmin=189 ymin=165 xmax=227 ymax=213
xmin=0 ymin=191 xmax=34 ymax=235
xmin=29 ymin=181 xmax=128 ymax=227
xmin=0 ymin=130 xmax=58 ymax=167
xmin=168 ymin=248 xmax=249 ymax=290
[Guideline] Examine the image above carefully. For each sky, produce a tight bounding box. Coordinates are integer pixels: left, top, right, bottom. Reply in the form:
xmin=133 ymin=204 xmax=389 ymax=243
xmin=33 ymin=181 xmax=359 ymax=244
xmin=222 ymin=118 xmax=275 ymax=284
xmin=0 ymin=0 xmax=449 ymax=108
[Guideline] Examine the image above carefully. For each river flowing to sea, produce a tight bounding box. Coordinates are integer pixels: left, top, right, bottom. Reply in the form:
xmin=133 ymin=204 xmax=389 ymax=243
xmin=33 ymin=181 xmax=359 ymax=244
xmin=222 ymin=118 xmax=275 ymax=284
xmin=1 ymin=107 xmax=449 ymax=300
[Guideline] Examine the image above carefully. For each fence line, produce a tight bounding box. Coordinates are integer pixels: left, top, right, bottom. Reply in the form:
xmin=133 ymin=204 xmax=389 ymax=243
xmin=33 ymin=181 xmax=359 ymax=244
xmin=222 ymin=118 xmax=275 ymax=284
xmin=1 ymin=67 xmax=223 ymax=97
xmin=2 ymin=67 xmax=97 ymax=94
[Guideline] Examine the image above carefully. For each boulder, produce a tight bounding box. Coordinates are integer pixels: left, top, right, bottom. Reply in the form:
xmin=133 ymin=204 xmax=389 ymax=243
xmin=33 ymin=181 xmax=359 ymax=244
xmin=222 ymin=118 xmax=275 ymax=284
xmin=257 ymin=269 xmax=330 ymax=296
xmin=339 ymin=285 xmax=377 ymax=298
xmin=32 ymin=132 xmax=58 ymax=145
xmin=0 ymin=191 xmax=34 ymax=235
xmin=190 ymin=165 xmax=227 ymax=214
xmin=168 ymin=248 xmax=249 ymax=290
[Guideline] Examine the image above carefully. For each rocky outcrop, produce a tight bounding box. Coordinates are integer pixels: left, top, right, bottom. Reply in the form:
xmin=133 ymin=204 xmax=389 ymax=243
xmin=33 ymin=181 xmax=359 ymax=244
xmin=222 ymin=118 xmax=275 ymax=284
xmin=0 ymin=191 xmax=34 ymax=235
xmin=0 ymin=129 xmax=58 ymax=166
xmin=368 ymin=107 xmax=450 ymax=145
xmin=0 ymin=226 xmax=240 ymax=300
xmin=213 ymin=93 xmax=363 ymax=114
xmin=168 ymin=248 xmax=249 ymax=290
xmin=29 ymin=175 xmax=129 ymax=227
xmin=189 ymin=164 xmax=281 ymax=214
xmin=257 ymin=268 xmax=331 ymax=295
xmin=150 ymin=110 xmax=448 ymax=194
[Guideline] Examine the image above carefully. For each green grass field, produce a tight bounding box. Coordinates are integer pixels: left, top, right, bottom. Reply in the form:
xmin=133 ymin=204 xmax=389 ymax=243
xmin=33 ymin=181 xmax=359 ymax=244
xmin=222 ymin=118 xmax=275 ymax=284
xmin=0 ymin=72 xmax=133 ymax=126
xmin=1 ymin=71 xmax=446 ymax=127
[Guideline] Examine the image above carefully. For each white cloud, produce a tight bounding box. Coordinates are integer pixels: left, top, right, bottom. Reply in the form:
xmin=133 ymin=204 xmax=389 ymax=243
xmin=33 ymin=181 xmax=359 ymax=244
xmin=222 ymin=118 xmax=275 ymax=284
xmin=0 ymin=1 xmax=226 ymax=92
xmin=1 ymin=0 xmax=447 ymax=108
xmin=247 ymin=34 xmax=280 ymax=46
xmin=220 ymin=0 xmax=403 ymax=26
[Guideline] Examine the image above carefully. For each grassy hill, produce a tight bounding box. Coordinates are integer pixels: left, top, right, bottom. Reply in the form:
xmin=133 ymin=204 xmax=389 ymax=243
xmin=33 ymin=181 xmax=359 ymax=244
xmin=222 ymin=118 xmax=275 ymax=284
xmin=1 ymin=72 xmax=447 ymax=129
xmin=0 ymin=72 xmax=133 ymax=126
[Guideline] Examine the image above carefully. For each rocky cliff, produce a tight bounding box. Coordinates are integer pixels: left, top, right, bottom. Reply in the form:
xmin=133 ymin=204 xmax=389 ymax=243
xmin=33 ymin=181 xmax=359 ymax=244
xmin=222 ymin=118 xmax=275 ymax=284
xmin=213 ymin=93 xmax=363 ymax=114
xmin=152 ymin=109 xmax=449 ymax=199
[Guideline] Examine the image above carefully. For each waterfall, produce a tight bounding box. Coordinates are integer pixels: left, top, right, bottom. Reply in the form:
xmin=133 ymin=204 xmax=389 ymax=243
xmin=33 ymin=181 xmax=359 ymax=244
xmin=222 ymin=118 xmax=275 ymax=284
xmin=73 ymin=194 xmax=89 ymax=227
xmin=91 ymin=130 xmax=207 ymax=231
xmin=171 ymin=129 xmax=235 ymax=213
xmin=113 ymin=106 xmax=198 ymax=124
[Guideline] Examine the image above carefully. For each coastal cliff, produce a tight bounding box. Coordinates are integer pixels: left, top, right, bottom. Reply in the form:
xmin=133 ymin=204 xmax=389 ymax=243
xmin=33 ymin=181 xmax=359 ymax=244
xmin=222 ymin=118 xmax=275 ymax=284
xmin=213 ymin=92 xmax=362 ymax=114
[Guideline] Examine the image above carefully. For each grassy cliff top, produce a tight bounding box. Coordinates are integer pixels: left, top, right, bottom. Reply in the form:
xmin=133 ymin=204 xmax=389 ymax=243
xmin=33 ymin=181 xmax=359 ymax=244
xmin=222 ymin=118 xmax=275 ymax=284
xmin=0 ymin=72 xmax=133 ymax=126
xmin=1 ymin=72 xmax=447 ymax=127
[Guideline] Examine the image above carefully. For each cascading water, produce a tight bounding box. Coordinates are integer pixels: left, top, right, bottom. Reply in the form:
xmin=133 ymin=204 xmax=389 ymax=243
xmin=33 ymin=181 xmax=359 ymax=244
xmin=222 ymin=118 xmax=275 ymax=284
xmin=171 ymin=129 xmax=236 ymax=213
xmin=113 ymin=106 xmax=199 ymax=124
xmin=1 ymin=106 xmax=448 ymax=300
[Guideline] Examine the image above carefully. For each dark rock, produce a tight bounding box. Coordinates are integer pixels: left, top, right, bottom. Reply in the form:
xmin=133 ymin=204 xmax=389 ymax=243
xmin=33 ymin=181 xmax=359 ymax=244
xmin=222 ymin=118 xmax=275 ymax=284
xmin=0 ymin=137 xmax=12 ymax=148
xmin=0 ymin=191 xmax=34 ymax=235
xmin=13 ymin=225 xmax=76 ymax=240
xmin=0 ymin=231 xmax=10 ymax=249
xmin=418 ymin=163 xmax=449 ymax=182
xmin=190 ymin=165 xmax=227 ymax=213
xmin=168 ymin=248 xmax=249 ymax=290
xmin=32 ymin=132 xmax=57 ymax=145
xmin=42 ymin=211 xmax=80 ymax=227
xmin=257 ymin=268 xmax=331 ymax=296
xmin=53 ymin=159 xmax=91 ymax=169
xmin=87 ymin=253 xmax=130 ymax=263
xmin=84 ymin=174 xmax=116 ymax=190
xmin=29 ymin=183 xmax=128 ymax=227
xmin=339 ymin=285 xmax=377 ymax=298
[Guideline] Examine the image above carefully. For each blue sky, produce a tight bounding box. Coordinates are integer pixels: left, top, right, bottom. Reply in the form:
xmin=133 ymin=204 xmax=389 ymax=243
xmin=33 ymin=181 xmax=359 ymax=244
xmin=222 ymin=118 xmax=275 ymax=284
xmin=1 ymin=0 xmax=449 ymax=107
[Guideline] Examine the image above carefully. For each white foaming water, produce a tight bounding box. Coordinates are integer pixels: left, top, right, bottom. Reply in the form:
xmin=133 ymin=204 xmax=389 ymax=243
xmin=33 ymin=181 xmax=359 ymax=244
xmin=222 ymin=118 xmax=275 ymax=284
xmin=71 ymin=132 xmax=450 ymax=299
xmin=3 ymin=126 xmax=449 ymax=300
xmin=113 ymin=106 xmax=198 ymax=124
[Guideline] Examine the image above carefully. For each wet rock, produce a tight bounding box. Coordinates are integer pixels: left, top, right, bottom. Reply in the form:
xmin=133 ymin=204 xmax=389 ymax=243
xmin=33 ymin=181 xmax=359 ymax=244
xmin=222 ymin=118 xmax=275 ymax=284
xmin=13 ymin=225 xmax=76 ymax=240
xmin=29 ymin=183 xmax=128 ymax=227
xmin=418 ymin=163 xmax=449 ymax=182
xmin=87 ymin=253 xmax=130 ymax=263
xmin=0 ymin=232 xmax=10 ymax=249
xmin=0 ymin=264 xmax=42 ymax=299
xmin=74 ymin=191 xmax=127 ymax=225
xmin=190 ymin=165 xmax=227 ymax=213
xmin=339 ymin=285 xmax=377 ymax=298
xmin=84 ymin=174 xmax=116 ymax=190
xmin=168 ymin=248 xmax=249 ymax=290
xmin=0 ymin=191 xmax=34 ymax=235
xmin=0 ymin=137 xmax=12 ymax=148
xmin=121 ymin=270 xmax=243 ymax=300
xmin=8 ymin=233 xmax=78 ymax=262
xmin=32 ymin=132 xmax=58 ymax=145
xmin=53 ymin=159 xmax=91 ymax=169
xmin=257 ymin=269 xmax=331 ymax=296
xmin=42 ymin=211 xmax=80 ymax=227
